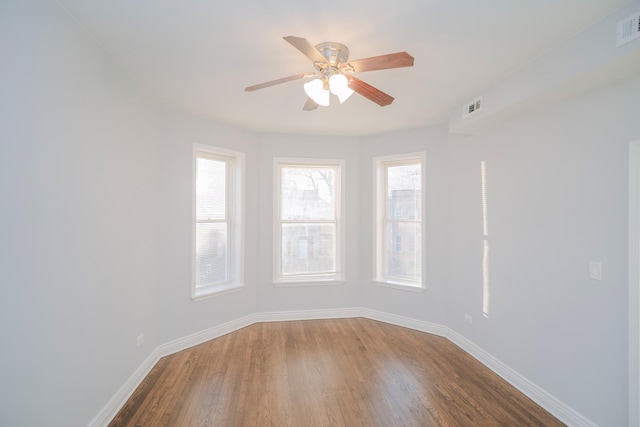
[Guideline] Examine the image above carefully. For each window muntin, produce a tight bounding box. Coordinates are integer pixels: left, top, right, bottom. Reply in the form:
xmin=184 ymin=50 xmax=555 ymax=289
xmin=193 ymin=145 xmax=244 ymax=299
xmin=275 ymin=159 xmax=344 ymax=285
xmin=375 ymin=154 xmax=424 ymax=289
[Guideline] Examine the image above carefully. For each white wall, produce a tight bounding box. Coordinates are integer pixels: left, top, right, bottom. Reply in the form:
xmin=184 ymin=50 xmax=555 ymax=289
xmin=0 ymin=1 xmax=161 ymax=425
xmin=357 ymin=127 xmax=449 ymax=324
xmin=255 ymin=134 xmax=361 ymax=312
xmin=0 ymin=2 xmax=259 ymax=426
xmin=446 ymin=75 xmax=640 ymax=427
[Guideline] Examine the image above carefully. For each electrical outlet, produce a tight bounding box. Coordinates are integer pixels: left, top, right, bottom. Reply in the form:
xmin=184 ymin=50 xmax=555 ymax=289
xmin=464 ymin=314 xmax=473 ymax=325
xmin=137 ymin=333 xmax=144 ymax=347
xmin=589 ymin=261 xmax=603 ymax=281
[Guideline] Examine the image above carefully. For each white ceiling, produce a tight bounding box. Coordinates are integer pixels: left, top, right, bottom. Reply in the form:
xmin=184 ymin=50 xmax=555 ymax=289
xmin=57 ymin=0 xmax=629 ymax=136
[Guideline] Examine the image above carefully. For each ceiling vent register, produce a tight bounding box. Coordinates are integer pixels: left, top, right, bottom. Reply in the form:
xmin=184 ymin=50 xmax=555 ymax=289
xmin=617 ymin=11 xmax=640 ymax=47
xmin=462 ymin=96 xmax=483 ymax=119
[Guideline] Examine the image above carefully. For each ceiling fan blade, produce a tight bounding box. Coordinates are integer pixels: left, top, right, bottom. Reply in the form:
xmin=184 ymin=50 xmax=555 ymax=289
xmin=245 ymin=73 xmax=314 ymax=92
xmin=340 ymin=52 xmax=414 ymax=73
xmin=283 ymin=36 xmax=328 ymax=64
xmin=303 ymin=97 xmax=319 ymax=111
xmin=348 ymin=76 xmax=394 ymax=106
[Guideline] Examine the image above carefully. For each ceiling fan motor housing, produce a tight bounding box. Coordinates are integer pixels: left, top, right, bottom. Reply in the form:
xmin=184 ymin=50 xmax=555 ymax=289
xmin=315 ymin=42 xmax=349 ymax=67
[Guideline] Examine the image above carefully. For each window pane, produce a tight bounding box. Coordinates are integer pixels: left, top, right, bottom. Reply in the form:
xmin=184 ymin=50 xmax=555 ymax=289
xmin=385 ymin=222 xmax=421 ymax=281
xmin=387 ymin=164 xmax=421 ymax=220
xmin=281 ymin=167 xmax=335 ymax=220
xmin=281 ymin=223 xmax=335 ymax=275
xmin=195 ymin=222 xmax=228 ymax=287
xmin=196 ymin=157 xmax=226 ymax=220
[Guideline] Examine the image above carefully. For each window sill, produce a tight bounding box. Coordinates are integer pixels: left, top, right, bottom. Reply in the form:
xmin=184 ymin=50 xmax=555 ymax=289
xmin=273 ymin=279 xmax=345 ymax=287
xmin=192 ymin=283 xmax=245 ymax=301
xmin=373 ymin=280 xmax=426 ymax=293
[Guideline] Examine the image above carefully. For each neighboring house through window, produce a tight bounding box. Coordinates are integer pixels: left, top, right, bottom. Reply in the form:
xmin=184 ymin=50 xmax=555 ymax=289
xmin=274 ymin=158 xmax=345 ymax=285
xmin=374 ymin=152 xmax=425 ymax=290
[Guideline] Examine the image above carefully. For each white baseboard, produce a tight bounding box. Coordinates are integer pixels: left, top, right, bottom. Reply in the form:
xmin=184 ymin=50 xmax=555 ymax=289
xmin=87 ymin=349 xmax=161 ymax=427
xmin=88 ymin=314 xmax=257 ymax=427
xmin=359 ymin=307 xmax=448 ymax=337
xmin=89 ymin=307 xmax=597 ymax=427
xmin=445 ymin=329 xmax=598 ymax=427
xmin=254 ymin=307 xmax=362 ymax=323
xmin=157 ymin=313 xmax=257 ymax=358
xmin=359 ymin=309 xmax=596 ymax=426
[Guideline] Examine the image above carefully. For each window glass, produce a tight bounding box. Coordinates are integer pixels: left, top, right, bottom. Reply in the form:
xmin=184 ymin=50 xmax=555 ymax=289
xmin=193 ymin=146 xmax=245 ymax=299
xmin=374 ymin=154 xmax=424 ymax=290
xmin=275 ymin=159 xmax=344 ymax=285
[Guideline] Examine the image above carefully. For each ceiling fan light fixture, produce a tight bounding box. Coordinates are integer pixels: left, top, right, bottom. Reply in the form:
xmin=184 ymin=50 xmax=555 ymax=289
xmin=246 ymin=36 xmax=414 ymax=110
xmin=304 ymin=78 xmax=330 ymax=106
xmin=329 ymin=74 xmax=354 ymax=104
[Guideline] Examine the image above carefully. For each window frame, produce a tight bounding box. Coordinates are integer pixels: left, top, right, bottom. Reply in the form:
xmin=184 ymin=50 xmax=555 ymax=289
xmin=373 ymin=152 xmax=426 ymax=292
xmin=273 ymin=157 xmax=345 ymax=286
xmin=192 ymin=143 xmax=245 ymax=300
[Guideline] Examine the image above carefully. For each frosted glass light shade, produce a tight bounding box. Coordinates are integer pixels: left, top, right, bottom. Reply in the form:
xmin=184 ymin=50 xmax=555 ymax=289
xmin=329 ymin=74 xmax=354 ymax=104
xmin=303 ymin=79 xmax=330 ymax=106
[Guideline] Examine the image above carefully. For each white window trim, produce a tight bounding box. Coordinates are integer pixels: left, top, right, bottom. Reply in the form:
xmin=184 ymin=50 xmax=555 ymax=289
xmin=192 ymin=143 xmax=245 ymax=300
xmin=373 ymin=151 xmax=426 ymax=291
xmin=273 ymin=157 xmax=346 ymax=286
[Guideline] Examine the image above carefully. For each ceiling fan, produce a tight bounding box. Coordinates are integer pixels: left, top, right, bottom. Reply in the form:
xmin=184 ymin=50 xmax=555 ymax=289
xmin=245 ymin=36 xmax=414 ymax=111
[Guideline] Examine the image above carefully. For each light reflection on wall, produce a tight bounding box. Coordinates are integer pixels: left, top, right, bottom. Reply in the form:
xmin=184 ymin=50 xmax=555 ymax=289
xmin=481 ymin=161 xmax=490 ymax=318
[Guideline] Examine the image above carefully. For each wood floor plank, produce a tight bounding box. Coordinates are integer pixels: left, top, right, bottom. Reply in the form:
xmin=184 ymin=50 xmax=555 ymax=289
xmin=109 ymin=318 xmax=565 ymax=427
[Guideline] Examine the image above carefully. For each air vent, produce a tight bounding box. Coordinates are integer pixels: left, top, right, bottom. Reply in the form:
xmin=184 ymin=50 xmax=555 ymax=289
xmin=462 ymin=96 xmax=483 ymax=119
xmin=617 ymin=11 xmax=640 ymax=47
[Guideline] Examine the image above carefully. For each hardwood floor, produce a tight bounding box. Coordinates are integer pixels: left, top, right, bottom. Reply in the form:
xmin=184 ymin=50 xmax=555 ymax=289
xmin=110 ymin=318 xmax=565 ymax=426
